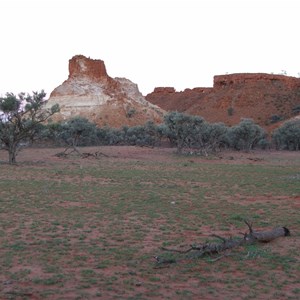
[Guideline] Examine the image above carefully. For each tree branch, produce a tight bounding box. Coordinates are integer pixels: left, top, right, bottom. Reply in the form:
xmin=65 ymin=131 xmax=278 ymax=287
xmin=156 ymin=222 xmax=291 ymax=264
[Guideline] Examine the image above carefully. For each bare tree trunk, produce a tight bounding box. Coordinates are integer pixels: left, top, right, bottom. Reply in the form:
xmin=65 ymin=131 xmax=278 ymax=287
xmin=8 ymin=144 xmax=17 ymax=165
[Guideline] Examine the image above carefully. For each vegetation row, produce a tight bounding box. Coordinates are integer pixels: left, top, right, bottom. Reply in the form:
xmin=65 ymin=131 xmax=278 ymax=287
xmin=1 ymin=91 xmax=300 ymax=164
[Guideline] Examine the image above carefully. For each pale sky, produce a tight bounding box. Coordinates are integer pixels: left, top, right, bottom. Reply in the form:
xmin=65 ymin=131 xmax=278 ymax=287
xmin=1 ymin=0 xmax=299 ymax=98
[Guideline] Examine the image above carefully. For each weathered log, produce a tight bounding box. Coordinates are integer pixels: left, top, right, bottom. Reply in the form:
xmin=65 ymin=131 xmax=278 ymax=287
xmin=245 ymin=226 xmax=290 ymax=243
xmin=193 ymin=237 xmax=242 ymax=255
xmin=244 ymin=220 xmax=290 ymax=242
xmin=157 ymin=222 xmax=291 ymax=265
xmin=55 ymin=148 xmax=108 ymax=159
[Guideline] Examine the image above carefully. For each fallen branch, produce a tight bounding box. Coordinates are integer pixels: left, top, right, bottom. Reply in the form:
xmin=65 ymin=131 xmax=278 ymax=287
xmin=55 ymin=145 xmax=81 ymax=158
xmin=80 ymin=151 xmax=108 ymax=159
xmin=160 ymin=246 xmax=195 ymax=254
xmin=155 ymin=221 xmax=290 ymax=265
xmin=55 ymin=147 xmax=109 ymax=159
xmin=208 ymin=252 xmax=233 ymax=262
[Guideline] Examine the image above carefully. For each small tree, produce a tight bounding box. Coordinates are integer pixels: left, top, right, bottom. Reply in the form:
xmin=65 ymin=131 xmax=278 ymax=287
xmin=121 ymin=121 xmax=162 ymax=147
xmin=42 ymin=122 xmax=64 ymax=146
xmin=59 ymin=117 xmax=99 ymax=148
xmin=272 ymin=119 xmax=300 ymax=150
xmin=227 ymin=119 xmax=266 ymax=151
xmin=194 ymin=122 xmax=228 ymax=155
xmin=0 ymin=91 xmax=59 ymax=164
xmin=164 ymin=111 xmax=205 ymax=153
xmin=96 ymin=126 xmax=124 ymax=145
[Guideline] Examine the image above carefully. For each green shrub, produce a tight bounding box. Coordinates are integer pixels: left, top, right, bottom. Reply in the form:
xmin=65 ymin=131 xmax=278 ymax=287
xmin=272 ymin=119 xmax=300 ymax=150
xmin=227 ymin=107 xmax=234 ymax=116
xmin=226 ymin=119 xmax=266 ymax=151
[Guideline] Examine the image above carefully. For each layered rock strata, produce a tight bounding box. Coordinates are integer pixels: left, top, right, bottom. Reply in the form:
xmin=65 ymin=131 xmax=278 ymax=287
xmin=146 ymin=73 xmax=300 ymax=129
xmin=46 ymin=55 xmax=164 ymax=127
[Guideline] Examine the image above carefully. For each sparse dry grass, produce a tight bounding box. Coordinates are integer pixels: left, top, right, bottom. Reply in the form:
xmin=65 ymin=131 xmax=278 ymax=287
xmin=0 ymin=146 xmax=299 ymax=299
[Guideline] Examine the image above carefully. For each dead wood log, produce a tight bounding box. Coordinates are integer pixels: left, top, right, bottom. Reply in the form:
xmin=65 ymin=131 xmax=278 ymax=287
xmin=55 ymin=147 xmax=109 ymax=159
xmin=156 ymin=221 xmax=290 ymax=265
xmin=161 ymin=234 xmax=244 ymax=257
xmin=243 ymin=220 xmax=290 ymax=243
xmin=80 ymin=151 xmax=108 ymax=159
xmin=55 ymin=145 xmax=81 ymax=158
xmin=94 ymin=151 xmax=109 ymax=158
xmin=81 ymin=152 xmax=96 ymax=159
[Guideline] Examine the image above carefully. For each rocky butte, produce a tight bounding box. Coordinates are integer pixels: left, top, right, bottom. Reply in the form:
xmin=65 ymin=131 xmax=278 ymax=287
xmin=146 ymin=73 xmax=300 ymax=130
xmin=46 ymin=55 xmax=164 ymax=127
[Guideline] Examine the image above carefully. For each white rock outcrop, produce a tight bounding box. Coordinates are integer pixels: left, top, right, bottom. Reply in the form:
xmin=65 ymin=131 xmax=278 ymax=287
xmin=46 ymin=55 xmax=164 ymax=127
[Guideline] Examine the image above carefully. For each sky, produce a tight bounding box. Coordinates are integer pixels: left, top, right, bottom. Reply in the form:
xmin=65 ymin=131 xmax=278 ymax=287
xmin=0 ymin=0 xmax=299 ymax=98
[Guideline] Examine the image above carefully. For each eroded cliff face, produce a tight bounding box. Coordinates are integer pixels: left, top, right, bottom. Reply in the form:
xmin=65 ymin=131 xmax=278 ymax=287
xmin=213 ymin=73 xmax=300 ymax=89
xmin=46 ymin=55 xmax=164 ymax=127
xmin=146 ymin=73 xmax=300 ymax=129
xmin=68 ymin=55 xmax=108 ymax=80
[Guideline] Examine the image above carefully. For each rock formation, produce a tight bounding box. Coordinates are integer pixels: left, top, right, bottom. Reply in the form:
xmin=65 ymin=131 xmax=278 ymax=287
xmin=146 ymin=73 xmax=300 ymax=130
xmin=46 ymin=55 xmax=164 ymax=127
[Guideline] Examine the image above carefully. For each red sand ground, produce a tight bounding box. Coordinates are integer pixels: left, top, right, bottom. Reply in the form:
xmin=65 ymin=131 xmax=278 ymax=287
xmin=0 ymin=146 xmax=299 ymax=299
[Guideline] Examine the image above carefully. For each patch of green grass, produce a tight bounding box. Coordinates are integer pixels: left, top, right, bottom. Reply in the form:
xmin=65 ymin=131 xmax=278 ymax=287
xmin=80 ymin=269 xmax=96 ymax=277
xmin=33 ymin=274 xmax=65 ymax=285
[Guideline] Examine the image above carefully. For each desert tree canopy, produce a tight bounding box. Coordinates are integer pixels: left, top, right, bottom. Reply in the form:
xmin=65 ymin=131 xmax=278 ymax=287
xmin=0 ymin=90 xmax=59 ymax=164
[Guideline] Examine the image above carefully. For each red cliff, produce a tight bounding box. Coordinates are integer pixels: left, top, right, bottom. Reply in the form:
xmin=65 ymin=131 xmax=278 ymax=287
xmin=69 ymin=55 xmax=108 ymax=80
xmin=146 ymin=73 xmax=300 ymax=129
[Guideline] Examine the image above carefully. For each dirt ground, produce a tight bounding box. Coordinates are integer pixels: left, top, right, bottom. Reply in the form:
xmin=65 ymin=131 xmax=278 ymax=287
xmin=1 ymin=145 xmax=300 ymax=165
xmin=0 ymin=146 xmax=299 ymax=299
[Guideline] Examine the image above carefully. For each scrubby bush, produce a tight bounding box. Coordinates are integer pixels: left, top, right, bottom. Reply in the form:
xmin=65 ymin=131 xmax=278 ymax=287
xmin=226 ymin=118 xmax=266 ymax=151
xmin=95 ymin=121 xmax=164 ymax=147
xmin=272 ymin=119 xmax=300 ymax=150
xmin=63 ymin=117 xmax=99 ymax=146
xmin=163 ymin=111 xmax=205 ymax=153
xmin=194 ymin=122 xmax=228 ymax=155
xmin=96 ymin=126 xmax=123 ymax=145
xmin=163 ymin=112 xmax=228 ymax=155
xmin=121 ymin=121 xmax=163 ymax=147
xmin=41 ymin=112 xmax=276 ymax=154
xmin=45 ymin=117 xmax=99 ymax=147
